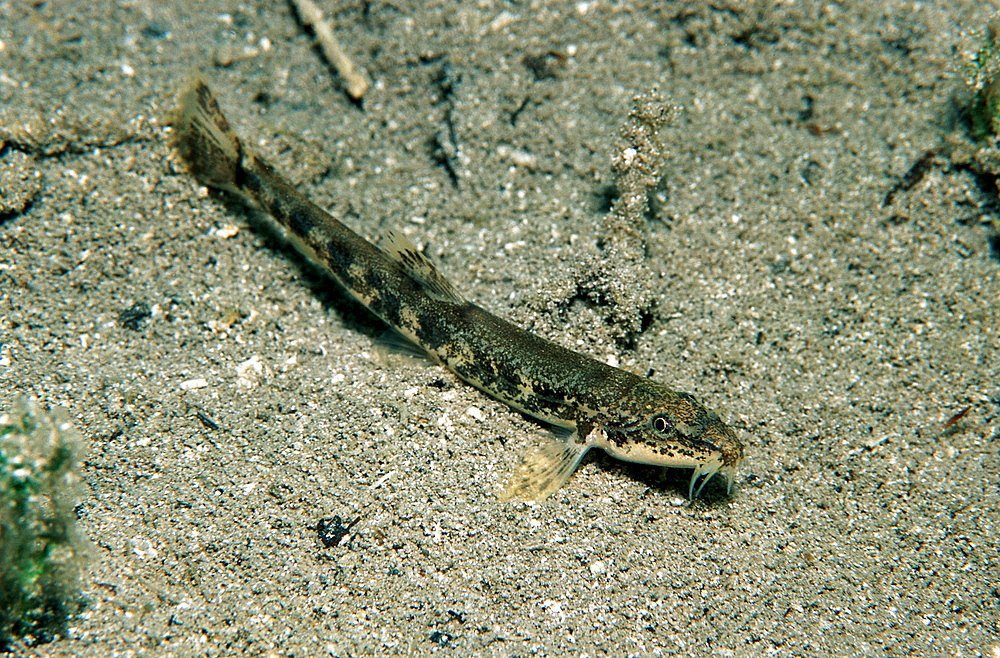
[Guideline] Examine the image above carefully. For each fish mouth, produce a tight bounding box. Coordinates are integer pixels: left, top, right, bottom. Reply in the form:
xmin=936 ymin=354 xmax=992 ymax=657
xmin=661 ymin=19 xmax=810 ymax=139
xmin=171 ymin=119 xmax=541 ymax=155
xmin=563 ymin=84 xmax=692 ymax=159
xmin=688 ymin=422 xmax=744 ymax=499
xmin=688 ymin=458 xmax=736 ymax=499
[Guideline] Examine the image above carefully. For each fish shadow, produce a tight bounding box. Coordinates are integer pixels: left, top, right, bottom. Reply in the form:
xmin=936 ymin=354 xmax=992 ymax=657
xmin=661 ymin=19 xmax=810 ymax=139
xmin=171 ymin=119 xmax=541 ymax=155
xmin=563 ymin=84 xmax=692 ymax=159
xmin=595 ymin=452 xmax=736 ymax=505
xmin=222 ymin=198 xmax=389 ymax=341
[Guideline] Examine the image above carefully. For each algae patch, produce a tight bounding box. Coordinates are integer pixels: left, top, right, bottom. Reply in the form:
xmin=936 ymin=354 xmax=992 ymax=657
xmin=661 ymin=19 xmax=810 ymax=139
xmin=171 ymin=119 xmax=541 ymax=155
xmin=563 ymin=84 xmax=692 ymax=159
xmin=966 ymin=18 xmax=1000 ymax=143
xmin=0 ymin=397 xmax=88 ymax=648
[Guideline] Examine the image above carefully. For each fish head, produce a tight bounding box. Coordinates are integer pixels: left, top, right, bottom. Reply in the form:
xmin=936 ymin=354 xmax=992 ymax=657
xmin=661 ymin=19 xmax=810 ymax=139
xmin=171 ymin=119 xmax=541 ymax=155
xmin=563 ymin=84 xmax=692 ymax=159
xmin=598 ymin=382 xmax=744 ymax=497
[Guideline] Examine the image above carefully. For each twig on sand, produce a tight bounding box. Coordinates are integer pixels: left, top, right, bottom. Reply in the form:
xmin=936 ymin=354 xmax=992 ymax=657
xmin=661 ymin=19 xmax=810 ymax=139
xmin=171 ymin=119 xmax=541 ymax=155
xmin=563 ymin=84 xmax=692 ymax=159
xmin=290 ymin=0 xmax=371 ymax=101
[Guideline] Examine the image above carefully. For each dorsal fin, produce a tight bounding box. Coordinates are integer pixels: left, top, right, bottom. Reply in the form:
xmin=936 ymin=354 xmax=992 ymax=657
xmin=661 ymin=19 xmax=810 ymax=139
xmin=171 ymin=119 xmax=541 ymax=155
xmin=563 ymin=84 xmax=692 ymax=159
xmin=382 ymin=230 xmax=464 ymax=304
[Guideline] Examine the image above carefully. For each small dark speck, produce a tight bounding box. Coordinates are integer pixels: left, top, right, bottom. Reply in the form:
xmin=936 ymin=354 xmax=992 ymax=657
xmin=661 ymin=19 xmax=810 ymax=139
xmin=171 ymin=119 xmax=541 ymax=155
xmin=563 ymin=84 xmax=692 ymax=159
xmin=800 ymin=159 xmax=822 ymax=186
xmin=252 ymin=90 xmax=274 ymax=106
xmin=769 ymin=257 xmax=791 ymax=275
xmin=522 ymin=51 xmax=567 ymax=80
xmin=594 ymin=183 xmax=619 ymax=214
xmin=317 ymin=515 xmax=360 ymax=548
xmin=120 ymin=302 xmax=151 ymax=331
xmin=195 ymin=410 xmax=220 ymax=431
xmin=798 ymin=95 xmax=815 ymax=122
xmin=141 ymin=22 xmax=170 ymax=39
xmin=429 ymin=631 xmax=454 ymax=646
xmin=989 ymin=233 xmax=1000 ymax=262
xmin=883 ymin=149 xmax=937 ymax=207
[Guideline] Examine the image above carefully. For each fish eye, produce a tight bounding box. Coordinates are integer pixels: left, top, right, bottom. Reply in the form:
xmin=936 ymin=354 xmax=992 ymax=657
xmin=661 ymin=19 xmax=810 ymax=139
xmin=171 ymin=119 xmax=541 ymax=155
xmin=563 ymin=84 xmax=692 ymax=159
xmin=651 ymin=415 xmax=673 ymax=434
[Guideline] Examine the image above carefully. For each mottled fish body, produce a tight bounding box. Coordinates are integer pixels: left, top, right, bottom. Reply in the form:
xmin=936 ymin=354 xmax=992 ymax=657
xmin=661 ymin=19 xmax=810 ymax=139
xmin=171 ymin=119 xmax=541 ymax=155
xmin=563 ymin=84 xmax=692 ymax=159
xmin=170 ymin=79 xmax=744 ymax=500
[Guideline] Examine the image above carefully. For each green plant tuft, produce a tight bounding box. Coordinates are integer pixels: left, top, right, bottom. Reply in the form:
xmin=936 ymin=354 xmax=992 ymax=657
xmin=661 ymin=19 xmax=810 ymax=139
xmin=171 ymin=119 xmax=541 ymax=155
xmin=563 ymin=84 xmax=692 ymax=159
xmin=967 ymin=18 xmax=1000 ymax=142
xmin=0 ymin=397 xmax=88 ymax=649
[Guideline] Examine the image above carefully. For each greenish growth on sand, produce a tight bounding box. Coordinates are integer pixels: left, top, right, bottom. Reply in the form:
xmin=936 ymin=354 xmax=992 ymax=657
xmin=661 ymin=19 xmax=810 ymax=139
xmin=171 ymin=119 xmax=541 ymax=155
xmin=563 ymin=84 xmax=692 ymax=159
xmin=967 ymin=19 xmax=1000 ymax=142
xmin=0 ymin=397 xmax=88 ymax=649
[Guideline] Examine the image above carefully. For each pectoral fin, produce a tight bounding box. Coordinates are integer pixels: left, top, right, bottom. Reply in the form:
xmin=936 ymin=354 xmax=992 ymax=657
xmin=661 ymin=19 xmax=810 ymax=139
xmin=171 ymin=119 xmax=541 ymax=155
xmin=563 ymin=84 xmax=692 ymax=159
xmin=501 ymin=437 xmax=589 ymax=501
xmin=374 ymin=328 xmax=436 ymax=365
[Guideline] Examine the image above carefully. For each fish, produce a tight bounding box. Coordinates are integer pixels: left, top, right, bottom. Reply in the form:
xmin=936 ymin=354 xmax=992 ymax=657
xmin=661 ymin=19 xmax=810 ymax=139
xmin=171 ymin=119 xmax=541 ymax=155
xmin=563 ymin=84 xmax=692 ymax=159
xmin=169 ymin=79 xmax=745 ymax=500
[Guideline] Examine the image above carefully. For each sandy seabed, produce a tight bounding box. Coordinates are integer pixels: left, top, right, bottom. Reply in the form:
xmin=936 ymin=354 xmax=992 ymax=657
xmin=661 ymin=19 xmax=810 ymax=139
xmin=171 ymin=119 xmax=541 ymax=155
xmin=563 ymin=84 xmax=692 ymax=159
xmin=1 ymin=1 xmax=998 ymax=656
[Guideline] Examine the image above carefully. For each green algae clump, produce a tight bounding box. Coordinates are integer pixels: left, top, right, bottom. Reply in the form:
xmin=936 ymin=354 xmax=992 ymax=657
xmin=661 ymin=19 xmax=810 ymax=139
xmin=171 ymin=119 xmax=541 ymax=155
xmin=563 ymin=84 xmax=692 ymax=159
xmin=967 ymin=19 xmax=1000 ymax=142
xmin=0 ymin=397 xmax=88 ymax=649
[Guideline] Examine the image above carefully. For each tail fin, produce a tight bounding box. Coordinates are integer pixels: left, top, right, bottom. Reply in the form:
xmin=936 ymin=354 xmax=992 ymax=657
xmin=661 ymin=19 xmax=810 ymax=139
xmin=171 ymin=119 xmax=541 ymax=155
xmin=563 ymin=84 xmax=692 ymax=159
xmin=169 ymin=79 xmax=245 ymax=195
